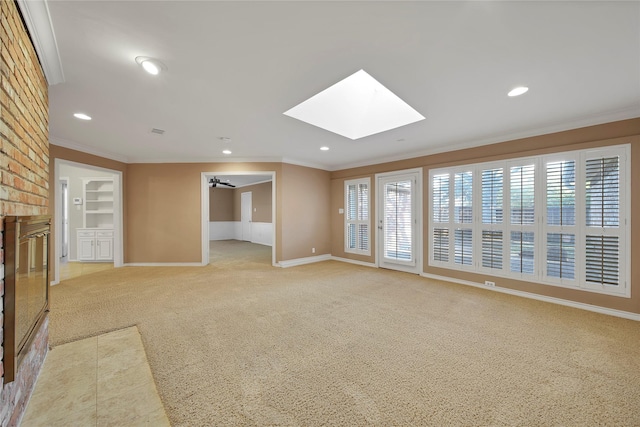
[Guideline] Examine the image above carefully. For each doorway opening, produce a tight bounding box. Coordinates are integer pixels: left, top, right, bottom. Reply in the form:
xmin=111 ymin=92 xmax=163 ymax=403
xmin=201 ymin=171 xmax=276 ymax=267
xmin=53 ymin=159 xmax=124 ymax=284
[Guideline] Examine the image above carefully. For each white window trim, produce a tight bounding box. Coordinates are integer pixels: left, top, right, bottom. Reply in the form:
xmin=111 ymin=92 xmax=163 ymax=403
xmin=428 ymin=144 xmax=630 ymax=298
xmin=345 ymin=177 xmax=371 ymax=256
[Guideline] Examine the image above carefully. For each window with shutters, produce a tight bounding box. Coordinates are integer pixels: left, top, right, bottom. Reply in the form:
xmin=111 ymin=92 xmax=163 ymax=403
xmin=432 ymin=173 xmax=450 ymax=263
xmin=345 ymin=178 xmax=371 ymax=255
xmin=543 ymin=157 xmax=576 ymax=284
xmin=481 ymin=167 xmax=504 ymax=271
xmin=583 ymin=149 xmax=624 ymax=292
xmin=508 ymin=163 xmax=536 ymax=276
xmin=428 ymin=144 xmax=630 ymax=297
xmin=454 ymin=171 xmax=473 ymax=266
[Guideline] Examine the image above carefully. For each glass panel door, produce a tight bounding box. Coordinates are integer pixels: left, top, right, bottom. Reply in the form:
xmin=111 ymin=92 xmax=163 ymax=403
xmin=377 ymin=172 xmax=420 ymax=273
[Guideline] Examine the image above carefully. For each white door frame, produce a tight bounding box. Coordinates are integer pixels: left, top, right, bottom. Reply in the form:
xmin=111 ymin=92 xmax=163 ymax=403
xmin=53 ymin=159 xmax=124 ymax=285
xmin=375 ymin=168 xmax=423 ymax=274
xmin=201 ymin=171 xmax=277 ymax=267
xmin=59 ymin=176 xmax=69 ymax=259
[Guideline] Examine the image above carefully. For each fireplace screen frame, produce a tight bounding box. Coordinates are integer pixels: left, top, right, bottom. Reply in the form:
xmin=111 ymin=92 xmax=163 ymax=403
xmin=3 ymin=215 xmax=51 ymax=384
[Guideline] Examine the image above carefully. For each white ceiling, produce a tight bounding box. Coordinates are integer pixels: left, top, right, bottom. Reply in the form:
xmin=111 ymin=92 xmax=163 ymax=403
xmin=46 ymin=1 xmax=640 ymax=171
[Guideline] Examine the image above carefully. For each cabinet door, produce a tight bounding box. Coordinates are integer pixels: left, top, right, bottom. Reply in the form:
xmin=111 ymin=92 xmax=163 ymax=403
xmin=96 ymin=237 xmax=113 ymax=261
xmin=77 ymin=237 xmax=95 ymax=261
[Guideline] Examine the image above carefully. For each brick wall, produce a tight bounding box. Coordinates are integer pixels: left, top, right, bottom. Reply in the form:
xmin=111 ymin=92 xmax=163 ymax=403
xmin=0 ymin=1 xmax=50 ymax=426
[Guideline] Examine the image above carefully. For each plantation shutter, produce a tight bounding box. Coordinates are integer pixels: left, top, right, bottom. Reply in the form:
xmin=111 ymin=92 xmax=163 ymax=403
xmin=584 ymin=155 xmax=620 ymax=286
xmin=509 ymin=164 xmax=535 ymax=274
xmin=345 ymin=179 xmax=370 ymax=254
xmin=454 ymin=171 xmax=473 ymax=266
xmin=432 ymin=173 xmax=450 ymax=263
xmin=481 ymin=168 xmax=504 ymax=270
xmin=545 ymin=160 xmax=576 ymax=280
xmin=432 ymin=174 xmax=449 ymax=223
xmin=357 ymin=183 xmax=369 ymax=251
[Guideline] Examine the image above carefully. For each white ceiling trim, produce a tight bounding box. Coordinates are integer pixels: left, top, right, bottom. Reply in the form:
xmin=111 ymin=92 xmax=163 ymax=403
xmin=50 ymin=136 xmax=129 ymax=163
xmin=331 ymin=107 xmax=640 ymax=171
xmin=50 ymin=134 xmax=332 ymax=170
xmin=131 ymin=156 xmax=329 ymax=171
xmin=280 ymin=158 xmax=330 ymax=171
xmin=17 ymin=0 xmax=64 ymax=85
xmin=132 ymin=156 xmax=284 ymax=165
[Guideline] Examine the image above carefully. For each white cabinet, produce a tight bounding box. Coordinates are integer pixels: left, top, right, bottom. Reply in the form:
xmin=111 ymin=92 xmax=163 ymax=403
xmin=77 ymin=178 xmax=115 ymax=262
xmin=96 ymin=230 xmax=114 ymax=260
xmin=77 ymin=231 xmax=95 ymax=261
xmin=77 ymin=229 xmax=113 ymax=262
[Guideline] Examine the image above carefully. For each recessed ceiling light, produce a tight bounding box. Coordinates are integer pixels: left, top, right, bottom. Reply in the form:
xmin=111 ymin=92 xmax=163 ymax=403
xmin=508 ymin=86 xmax=529 ymax=97
xmin=73 ymin=113 xmax=91 ymax=120
xmin=135 ymin=56 xmax=167 ymax=75
xmin=222 ymin=149 xmax=232 ymax=155
xmin=284 ymin=69 xmax=425 ymax=140
xmin=320 ymin=146 xmax=330 ymax=151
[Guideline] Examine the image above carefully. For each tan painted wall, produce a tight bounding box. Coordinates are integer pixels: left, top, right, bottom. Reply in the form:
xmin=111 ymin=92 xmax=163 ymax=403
xmin=210 ymin=181 xmax=272 ymax=223
xmin=331 ymin=118 xmax=640 ymax=314
xmin=125 ymin=163 xmax=289 ymax=263
xmin=280 ymin=163 xmax=331 ymax=260
xmin=48 ymin=154 xmax=331 ymax=265
xmin=233 ymin=181 xmax=272 ymax=222
xmin=209 ymin=188 xmax=234 ymax=221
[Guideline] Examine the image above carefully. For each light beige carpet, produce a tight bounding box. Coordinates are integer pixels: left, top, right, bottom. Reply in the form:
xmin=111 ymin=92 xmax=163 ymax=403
xmin=50 ymin=240 xmax=640 ymax=426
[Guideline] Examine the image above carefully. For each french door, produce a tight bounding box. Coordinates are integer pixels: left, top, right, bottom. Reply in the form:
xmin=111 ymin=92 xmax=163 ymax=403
xmin=377 ymin=169 xmax=422 ymax=273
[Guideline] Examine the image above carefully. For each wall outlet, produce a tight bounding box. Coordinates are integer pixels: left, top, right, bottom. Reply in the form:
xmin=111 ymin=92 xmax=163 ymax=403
xmin=485 ymin=280 xmax=496 ymax=287
xmin=312 ymin=248 xmax=316 ymax=254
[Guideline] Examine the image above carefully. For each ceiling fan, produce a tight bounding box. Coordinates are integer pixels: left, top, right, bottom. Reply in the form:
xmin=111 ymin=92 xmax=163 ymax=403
xmin=209 ymin=177 xmax=236 ymax=188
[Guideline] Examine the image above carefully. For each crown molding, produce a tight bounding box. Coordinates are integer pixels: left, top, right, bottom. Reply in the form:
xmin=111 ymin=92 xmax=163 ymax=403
xmin=280 ymin=157 xmax=330 ymax=171
xmin=128 ymin=156 xmax=284 ymax=164
xmin=50 ymin=136 xmax=130 ymax=163
xmin=16 ymin=0 xmax=65 ymax=85
xmin=331 ymin=108 xmax=640 ymax=171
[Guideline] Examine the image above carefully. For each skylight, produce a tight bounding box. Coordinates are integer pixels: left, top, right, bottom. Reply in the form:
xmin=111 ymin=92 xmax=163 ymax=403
xmin=284 ymin=70 xmax=425 ymax=140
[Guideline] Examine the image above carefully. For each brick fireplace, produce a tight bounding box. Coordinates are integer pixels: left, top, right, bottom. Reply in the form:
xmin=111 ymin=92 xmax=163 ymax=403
xmin=0 ymin=1 xmax=51 ymax=425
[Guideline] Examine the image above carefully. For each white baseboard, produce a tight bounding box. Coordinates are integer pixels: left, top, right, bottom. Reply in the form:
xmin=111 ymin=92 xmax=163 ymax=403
xmin=124 ymin=262 xmax=207 ymax=267
xmin=421 ymin=272 xmax=640 ymax=322
xmin=331 ymin=256 xmax=377 ymax=268
xmin=278 ymin=254 xmax=331 ymax=268
xmin=50 ymin=280 xmax=59 ymax=286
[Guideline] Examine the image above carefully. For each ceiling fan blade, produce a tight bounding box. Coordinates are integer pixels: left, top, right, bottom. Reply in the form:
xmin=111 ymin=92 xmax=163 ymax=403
xmin=219 ymin=182 xmax=236 ymax=187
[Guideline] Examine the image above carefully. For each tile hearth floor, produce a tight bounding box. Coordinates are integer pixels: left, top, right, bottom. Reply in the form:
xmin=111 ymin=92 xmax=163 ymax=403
xmin=20 ymin=327 xmax=170 ymax=426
